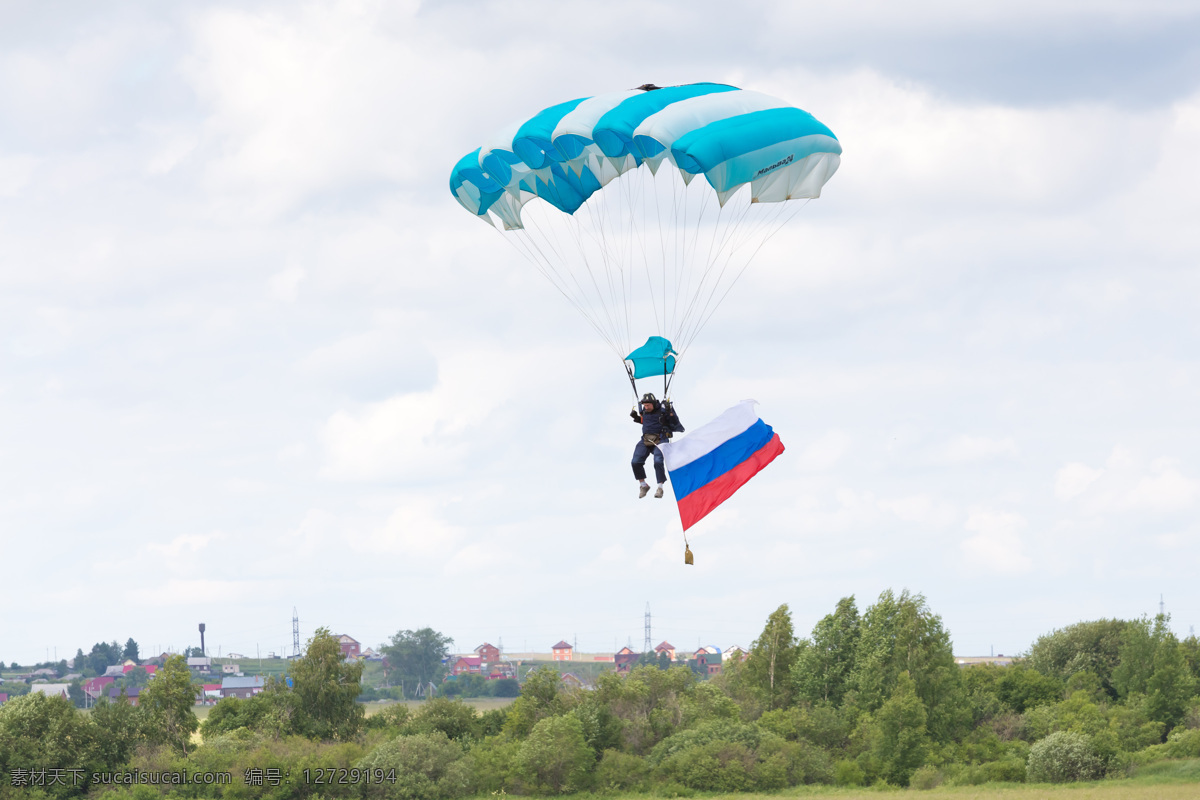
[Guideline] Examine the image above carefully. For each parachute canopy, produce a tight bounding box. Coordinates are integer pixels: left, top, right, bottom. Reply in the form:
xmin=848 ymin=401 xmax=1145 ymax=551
xmin=625 ymin=336 xmax=677 ymax=379
xmin=450 ymin=83 xmax=840 ymax=369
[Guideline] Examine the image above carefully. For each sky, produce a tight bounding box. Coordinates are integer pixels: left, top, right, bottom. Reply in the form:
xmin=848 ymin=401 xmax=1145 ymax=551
xmin=2 ymin=0 xmax=1199 ymax=667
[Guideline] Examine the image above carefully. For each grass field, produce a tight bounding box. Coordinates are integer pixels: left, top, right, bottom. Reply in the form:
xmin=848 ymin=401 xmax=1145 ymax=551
xmin=629 ymin=760 xmax=1199 ymax=798
xmin=361 ymin=697 xmax=516 ymax=715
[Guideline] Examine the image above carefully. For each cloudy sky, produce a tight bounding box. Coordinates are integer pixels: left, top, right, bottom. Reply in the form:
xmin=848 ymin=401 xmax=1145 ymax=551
xmin=3 ymin=0 xmax=1199 ymax=666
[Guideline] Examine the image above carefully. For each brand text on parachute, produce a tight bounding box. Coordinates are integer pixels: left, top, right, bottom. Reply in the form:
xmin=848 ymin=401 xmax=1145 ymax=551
xmin=755 ymin=153 xmax=794 ymax=177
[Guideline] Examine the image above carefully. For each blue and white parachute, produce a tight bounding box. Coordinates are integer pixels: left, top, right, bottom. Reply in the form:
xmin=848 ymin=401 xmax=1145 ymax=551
xmin=450 ymin=83 xmax=840 ymax=370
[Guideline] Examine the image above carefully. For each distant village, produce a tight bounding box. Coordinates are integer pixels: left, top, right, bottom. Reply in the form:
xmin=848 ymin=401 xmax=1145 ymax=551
xmin=1 ymin=631 xmax=1016 ymax=708
xmin=0 ymin=634 xmax=762 ymax=707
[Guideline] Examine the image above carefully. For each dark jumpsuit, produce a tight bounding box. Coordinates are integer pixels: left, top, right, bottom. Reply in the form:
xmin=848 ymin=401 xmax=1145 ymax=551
xmin=631 ymin=403 xmax=685 ymax=484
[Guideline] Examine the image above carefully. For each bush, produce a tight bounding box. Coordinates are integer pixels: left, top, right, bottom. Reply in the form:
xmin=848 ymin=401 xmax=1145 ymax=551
xmin=515 ymin=714 xmax=595 ymax=793
xmin=834 ymin=759 xmax=865 ymax=786
xmin=907 ymin=765 xmax=942 ymax=790
xmin=408 ymin=698 xmax=479 ymax=743
xmin=655 ymin=740 xmax=757 ymax=792
xmin=1026 ymin=731 xmax=1105 ymax=783
xmin=464 ymin=735 xmax=521 ymax=794
xmin=356 ymin=732 xmax=470 ymax=800
xmin=1161 ymin=726 xmax=1200 ymax=758
xmin=593 ymin=749 xmax=651 ymax=792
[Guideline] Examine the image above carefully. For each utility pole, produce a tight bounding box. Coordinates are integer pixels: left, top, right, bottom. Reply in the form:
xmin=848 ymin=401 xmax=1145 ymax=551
xmin=1159 ymin=595 xmax=1165 ymax=617
xmin=292 ymin=608 xmax=301 ymax=657
xmin=644 ymin=603 xmax=652 ymax=653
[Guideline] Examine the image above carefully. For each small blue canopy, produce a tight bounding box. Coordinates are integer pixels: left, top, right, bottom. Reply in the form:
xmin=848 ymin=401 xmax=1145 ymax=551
xmin=625 ymin=336 xmax=677 ymax=379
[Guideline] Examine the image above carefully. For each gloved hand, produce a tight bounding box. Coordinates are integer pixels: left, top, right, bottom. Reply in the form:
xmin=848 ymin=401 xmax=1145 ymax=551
xmin=630 ymin=410 xmax=640 ymax=421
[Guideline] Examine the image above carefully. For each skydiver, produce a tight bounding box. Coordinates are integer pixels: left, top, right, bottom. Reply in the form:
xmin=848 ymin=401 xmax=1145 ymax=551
xmin=630 ymin=393 xmax=684 ymax=498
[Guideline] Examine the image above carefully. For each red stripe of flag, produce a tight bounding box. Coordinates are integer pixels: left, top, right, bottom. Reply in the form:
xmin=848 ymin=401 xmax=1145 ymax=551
xmin=676 ymin=433 xmax=785 ymax=531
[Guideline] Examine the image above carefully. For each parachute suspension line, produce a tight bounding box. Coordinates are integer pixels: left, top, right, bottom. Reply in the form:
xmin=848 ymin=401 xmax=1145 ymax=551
xmin=563 ymin=191 xmax=627 ymax=353
xmin=578 ymin=192 xmax=626 ymax=352
xmin=500 ymin=228 xmax=623 ymax=359
xmin=622 ymin=166 xmax=648 ymax=349
xmin=652 ymin=163 xmax=672 ymax=340
xmin=672 ymin=191 xmax=752 ymax=350
xmin=624 ymin=361 xmax=639 ymax=403
xmin=676 ymin=196 xmax=772 ymax=353
xmin=529 ymin=213 xmax=622 ymax=352
xmin=676 ymin=177 xmax=713 ymax=341
xmin=672 ymin=175 xmax=725 ymax=347
xmin=679 ymin=199 xmax=808 ymax=354
xmin=631 ymin=165 xmax=654 ymax=349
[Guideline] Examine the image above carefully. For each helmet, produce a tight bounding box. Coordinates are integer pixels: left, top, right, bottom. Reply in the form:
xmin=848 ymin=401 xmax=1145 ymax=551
xmin=640 ymin=393 xmax=658 ymax=407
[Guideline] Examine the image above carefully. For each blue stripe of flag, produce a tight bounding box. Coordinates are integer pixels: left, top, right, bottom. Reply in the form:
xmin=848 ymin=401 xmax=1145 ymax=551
xmin=669 ymin=419 xmax=775 ymax=500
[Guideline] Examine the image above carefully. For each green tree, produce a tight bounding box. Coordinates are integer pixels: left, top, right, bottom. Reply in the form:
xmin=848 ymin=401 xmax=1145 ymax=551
xmin=846 ymin=589 xmax=964 ymax=741
xmin=1146 ymin=632 xmax=1194 ymax=730
xmin=587 ymin=665 xmax=695 ymax=753
xmin=516 ymin=714 xmax=595 ymax=793
xmin=91 ymin=695 xmax=146 ymax=767
xmin=793 ymin=596 xmax=860 ymax=706
xmin=123 ymin=666 xmax=151 ymax=687
xmin=1028 ymin=619 xmax=1127 ymax=698
xmin=383 ymin=627 xmax=454 ymax=697
xmin=744 ymin=603 xmax=798 ymax=711
xmin=138 ymin=653 xmax=199 ymax=755
xmin=122 ymin=638 xmax=140 ymax=663
xmin=88 ymin=641 xmax=121 ymax=675
xmin=871 ymin=671 xmax=930 ymax=786
xmin=0 ymin=692 xmax=103 ymax=797
xmin=995 ymin=661 xmax=1064 ymax=712
xmin=504 ymin=667 xmax=565 ymax=738
xmin=289 ymin=626 xmax=365 ymax=740
xmin=1109 ymin=613 xmax=1194 ymax=730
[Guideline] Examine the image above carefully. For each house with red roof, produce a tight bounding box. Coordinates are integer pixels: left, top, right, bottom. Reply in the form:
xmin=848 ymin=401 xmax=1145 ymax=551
xmin=552 ymin=641 xmax=573 ymax=662
xmin=336 ymin=635 xmax=361 ymax=658
xmin=84 ymin=676 xmax=116 ymax=702
xmin=614 ymin=646 xmax=639 ymax=674
xmin=474 ymin=643 xmax=500 ymax=664
xmin=123 ymin=664 xmax=157 ymax=677
xmin=450 ymin=656 xmax=483 ymax=676
xmin=655 ymin=641 xmax=676 ymax=661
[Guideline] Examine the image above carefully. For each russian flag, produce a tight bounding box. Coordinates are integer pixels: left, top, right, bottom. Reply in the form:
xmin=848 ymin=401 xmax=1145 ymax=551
xmin=658 ymin=400 xmax=784 ymax=531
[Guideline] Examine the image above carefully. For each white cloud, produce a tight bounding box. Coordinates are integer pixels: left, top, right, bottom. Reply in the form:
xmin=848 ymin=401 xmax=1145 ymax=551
xmin=935 ymin=435 xmax=1019 ymax=464
xmin=319 ymin=347 xmax=523 ymax=481
xmin=795 ymin=430 xmax=850 ymax=470
xmin=0 ymin=155 xmax=39 ymax=197
xmin=961 ymin=510 xmax=1032 ymax=574
xmin=1126 ymin=464 xmax=1199 ymax=512
xmin=351 ymin=497 xmax=463 ymax=558
xmin=268 ymin=265 xmax=305 ymax=302
xmin=1055 ymin=462 xmax=1104 ymax=500
xmin=879 ymin=494 xmax=958 ymax=527
xmin=1055 ymin=449 xmax=1199 ymax=513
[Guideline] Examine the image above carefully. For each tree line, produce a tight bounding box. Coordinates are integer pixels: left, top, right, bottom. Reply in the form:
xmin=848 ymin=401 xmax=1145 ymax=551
xmin=2 ymin=592 xmax=1199 ymax=799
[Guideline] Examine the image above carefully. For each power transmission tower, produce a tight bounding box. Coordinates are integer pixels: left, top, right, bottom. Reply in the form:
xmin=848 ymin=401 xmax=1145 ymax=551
xmin=644 ymin=603 xmax=652 ymax=653
xmin=1159 ymin=595 xmax=1165 ymax=617
xmin=292 ymin=608 xmax=301 ymax=657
